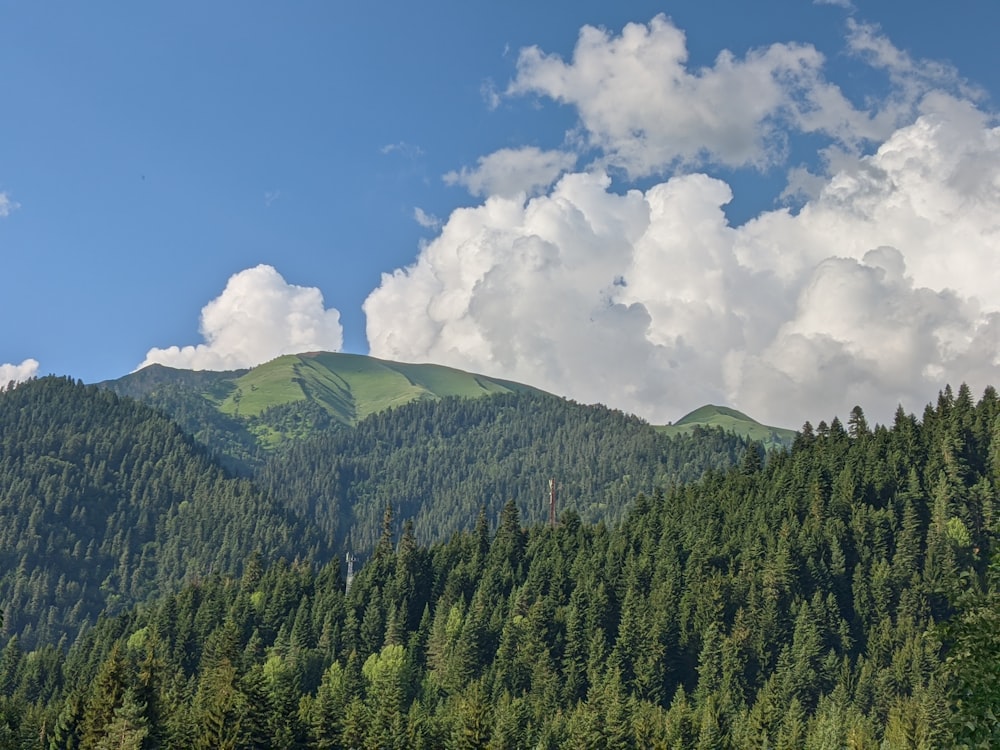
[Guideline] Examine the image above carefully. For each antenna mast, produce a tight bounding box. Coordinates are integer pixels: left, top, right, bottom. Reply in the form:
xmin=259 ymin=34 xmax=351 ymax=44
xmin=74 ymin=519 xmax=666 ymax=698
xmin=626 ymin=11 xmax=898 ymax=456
xmin=345 ymin=552 xmax=356 ymax=594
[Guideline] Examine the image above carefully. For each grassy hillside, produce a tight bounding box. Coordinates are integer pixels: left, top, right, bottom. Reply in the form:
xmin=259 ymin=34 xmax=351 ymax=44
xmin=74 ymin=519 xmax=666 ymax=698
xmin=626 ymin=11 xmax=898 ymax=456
xmin=102 ymin=352 xmax=548 ymax=454
xmin=217 ymin=351 xmax=537 ymax=422
xmin=107 ymin=352 xmax=541 ymax=427
xmin=657 ymin=403 xmax=796 ymax=449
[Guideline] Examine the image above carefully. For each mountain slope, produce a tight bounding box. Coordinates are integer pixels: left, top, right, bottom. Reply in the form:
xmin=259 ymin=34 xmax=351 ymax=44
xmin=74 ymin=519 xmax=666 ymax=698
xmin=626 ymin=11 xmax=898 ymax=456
xmin=657 ymin=403 xmax=796 ymax=449
xmin=106 ymin=352 xmax=541 ymax=425
xmin=0 ymin=377 xmax=326 ymax=648
xmin=103 ymin=352 xmax=545 ymax=454
xmin=10 ymin=385 xmax=998 ymax=747
xmin=257 ymin=391 xmax=753 ymax=553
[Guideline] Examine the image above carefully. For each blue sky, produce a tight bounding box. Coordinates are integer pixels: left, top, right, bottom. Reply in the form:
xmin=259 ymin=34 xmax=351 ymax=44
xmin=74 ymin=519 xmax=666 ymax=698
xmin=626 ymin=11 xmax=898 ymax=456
xmin=3 ymin=1 xmax=1000 ymax=426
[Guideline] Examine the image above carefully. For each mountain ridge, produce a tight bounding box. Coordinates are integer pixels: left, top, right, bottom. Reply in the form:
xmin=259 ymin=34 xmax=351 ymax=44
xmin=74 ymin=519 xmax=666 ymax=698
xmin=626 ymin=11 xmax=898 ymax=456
xmin=102 ymin=351 xmax=794 ymax=450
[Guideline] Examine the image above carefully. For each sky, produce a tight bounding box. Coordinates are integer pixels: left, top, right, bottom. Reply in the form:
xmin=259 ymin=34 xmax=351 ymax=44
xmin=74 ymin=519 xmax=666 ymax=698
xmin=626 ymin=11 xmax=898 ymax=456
xmin=3 ymin=1 xmax=1000 ymax=428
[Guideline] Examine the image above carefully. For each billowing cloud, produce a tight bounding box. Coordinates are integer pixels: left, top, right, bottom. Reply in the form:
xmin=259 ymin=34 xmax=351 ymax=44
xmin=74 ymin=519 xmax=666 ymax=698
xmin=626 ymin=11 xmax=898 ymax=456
xmin=506 ymin=15 xmax=962 ymax=177
xmin=0 ymin=192 xmax=20 ymax=218
xmin=365 ymin=17 xmax=1000 ymax=427
xmin=140 ymin=265 xmax=343 ymax=371
xmin=0 ymin=359 xmax=39 ymax=387
xmin=444 ymin=147 xmax=577 ymax=198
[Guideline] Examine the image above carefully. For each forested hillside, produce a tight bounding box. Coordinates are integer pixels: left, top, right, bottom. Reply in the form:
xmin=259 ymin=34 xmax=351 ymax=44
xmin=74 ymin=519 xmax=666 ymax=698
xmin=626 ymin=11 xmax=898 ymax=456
xmin=0 ymin=377 xmax=326 ymax=650
xmin=257 ymin=392 xmax=751 ymax=552
xmin=101 ymin=353 xmax=545 ymax=462
xmin=0 ymin=376 xmax=748 ymax=656
xmin=0 ymin=383 xmax=996 ymax=747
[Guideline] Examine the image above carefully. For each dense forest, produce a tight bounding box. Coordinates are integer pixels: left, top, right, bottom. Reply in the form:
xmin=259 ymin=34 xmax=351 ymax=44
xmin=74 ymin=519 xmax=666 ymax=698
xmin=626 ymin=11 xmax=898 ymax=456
xmin=0 ymin=380 xmax=997 ymax=746
xmin=0 ymin=377 xmax=326 ymax=651
xmin=0 ymin=378 xmax=746 ymax=653
xmin=256 ymin=392 xmax=751 ymax=552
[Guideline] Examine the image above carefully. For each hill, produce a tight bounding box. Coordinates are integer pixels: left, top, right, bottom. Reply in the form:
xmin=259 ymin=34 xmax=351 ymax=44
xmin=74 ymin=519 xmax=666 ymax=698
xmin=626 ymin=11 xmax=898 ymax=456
xmin=103 ymin=352 xmax=543 ymax=451
xmin=0 ymin=377 xmax=327 ymax=649
xmin=104 ymin=353 xmax=793 ymax=467
xmin=256 ymin=391 xmax=753 ymax=553
xmin=657 ymin=403 xmax=796 ymax=449
xmin=0 ymin=369 xmax=754 ymax=646
xmin=215 ymin=351 xmax=539 ymax=421
xmin=3 ymin=384 xmax=996 ymax=747
xmin=100 ymin=354 xmax=774 ymax=555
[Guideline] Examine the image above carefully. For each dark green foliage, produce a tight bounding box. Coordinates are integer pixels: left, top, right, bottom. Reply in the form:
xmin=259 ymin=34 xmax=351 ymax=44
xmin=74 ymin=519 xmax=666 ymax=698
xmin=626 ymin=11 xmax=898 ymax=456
xmin=258 ymin=391 xmax=751 ymax=555
xmin=0 ymin=377 xmax=326 ymax=649
xmin=0 ymin=379 xmax=997 ymax=746
xmin=938 ymin=561 xmax=1000 ymax=748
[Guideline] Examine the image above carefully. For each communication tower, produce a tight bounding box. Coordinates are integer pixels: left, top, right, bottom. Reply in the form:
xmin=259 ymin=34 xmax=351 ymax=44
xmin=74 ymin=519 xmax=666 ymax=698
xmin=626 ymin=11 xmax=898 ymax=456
xmin=345 ymin=552 xmax=356 ymax=594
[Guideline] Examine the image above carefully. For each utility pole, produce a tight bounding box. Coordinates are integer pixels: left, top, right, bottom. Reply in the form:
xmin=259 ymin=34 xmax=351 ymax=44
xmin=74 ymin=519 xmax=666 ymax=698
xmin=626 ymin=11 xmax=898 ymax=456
xmin=345 ymin=552 xmax=356 ymax=594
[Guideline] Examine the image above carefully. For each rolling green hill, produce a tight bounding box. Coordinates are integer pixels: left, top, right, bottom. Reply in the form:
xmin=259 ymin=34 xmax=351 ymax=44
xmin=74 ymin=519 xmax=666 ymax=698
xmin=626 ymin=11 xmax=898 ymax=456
xmin=103 ymin=352 xmax=545 ymax=452
xmin=102 ymin=354 xmax=760 ymax=554
xmin=216 ymin=351 xmax=540 ymax=422
xmin=657 ymin=403 xmax=796 ymax=449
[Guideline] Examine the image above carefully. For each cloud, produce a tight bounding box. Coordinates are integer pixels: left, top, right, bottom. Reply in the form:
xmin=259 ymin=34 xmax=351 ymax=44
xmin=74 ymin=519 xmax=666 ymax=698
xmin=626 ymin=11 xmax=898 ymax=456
xmin=505 ymin=15 xmax=967 ymax=178
xmin=365 ymin=90 xmax=1000 ymax=427
xmin=444 ymin=147 xmax=577 ymax=198
xmin=0 ymin=192 xmax=20 ymax=217
xmin=414 ymin=207 xmax=441 ymax=229
xmin=0 ymin=359 xmax=39 ymax=387
xmin=481 ymin=79 xmax=501 ymax=110
xmin=140 ymin=265 xmax=343 ymax=371
xmin=380 ymin=141 xmax=425 ymax=159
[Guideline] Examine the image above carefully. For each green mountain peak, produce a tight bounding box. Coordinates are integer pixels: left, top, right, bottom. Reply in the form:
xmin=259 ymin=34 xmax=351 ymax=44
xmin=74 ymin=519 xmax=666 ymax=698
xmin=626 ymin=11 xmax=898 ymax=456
xmin=657 ymin=403 xmax=795 ymax=449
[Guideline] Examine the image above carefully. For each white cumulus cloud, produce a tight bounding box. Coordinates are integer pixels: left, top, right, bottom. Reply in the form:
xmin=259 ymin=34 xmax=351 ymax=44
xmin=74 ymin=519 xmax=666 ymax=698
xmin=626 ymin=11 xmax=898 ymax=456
xmin=506 ymin=15 xmax=965 ymax=178
xmin=0 ymin=359 xmax=39 ymax=387
xmin=140 ymin=265 xmax=343 ymax=371
xmin=365 ymin=19 xmax=1000 ymax=427
xmin=444 ymin=147 xmax=577 ymax=198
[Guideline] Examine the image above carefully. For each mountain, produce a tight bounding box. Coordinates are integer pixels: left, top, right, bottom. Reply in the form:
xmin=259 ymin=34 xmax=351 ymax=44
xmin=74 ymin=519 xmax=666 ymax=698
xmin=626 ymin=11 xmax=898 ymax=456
xmin=255 ymin=391 xmax=753 ymax=553
xmin=0 ymin=365 xmax=754 ymax=647
xmin=104 ymin=353 xmax=764 ymax=553
xmin=0 ymin=377 xmax=327 ymax=649
xmin=106 ymin=350 xmax=537 ymax=422
xmin=657 ymin=403 xmax=796 ymax=449
xmin=105 ymin=352 xmax=792 ymax=458
xmin=97 ymin=353 xmax=781 ymax=554
xmin=215 ymin=351 xmax=541 ymax=422
xmin=4 ymin=384 xmax=996 ymax=747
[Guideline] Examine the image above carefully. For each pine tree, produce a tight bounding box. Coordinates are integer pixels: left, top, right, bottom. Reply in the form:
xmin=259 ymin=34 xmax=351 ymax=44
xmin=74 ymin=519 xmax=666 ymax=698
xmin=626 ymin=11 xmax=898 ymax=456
xmin=79 ymin=644 xmax=129 ymax=748
xmin=449 ymin=679 xmax=493 ymax=750
xmin=92 ymin=687 xmax=149 ymax=750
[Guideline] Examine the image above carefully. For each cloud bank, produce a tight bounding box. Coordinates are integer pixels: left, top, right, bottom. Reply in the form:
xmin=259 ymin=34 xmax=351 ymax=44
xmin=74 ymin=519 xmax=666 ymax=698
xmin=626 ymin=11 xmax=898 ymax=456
xmin=140 ymin=265 xmax=343 ymax=371
xmin=365 ymin=16 xmax=1000 ymax=426
xmin=0 ymin=359 xmax=39 ymax=387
